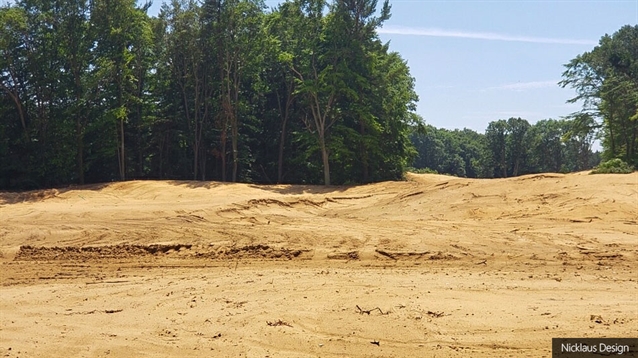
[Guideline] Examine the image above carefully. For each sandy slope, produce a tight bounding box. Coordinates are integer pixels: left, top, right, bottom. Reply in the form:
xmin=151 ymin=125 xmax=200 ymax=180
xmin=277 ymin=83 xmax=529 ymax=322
xmin=0 ymin=172 xmax=636 ymax=357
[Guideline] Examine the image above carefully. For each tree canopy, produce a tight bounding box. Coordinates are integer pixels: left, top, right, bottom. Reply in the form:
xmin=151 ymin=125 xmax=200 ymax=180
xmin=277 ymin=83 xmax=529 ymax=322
xmin=0 ymin=3 xmax=631 ymax=189
xmin=0 ymin=0 xmax=419 ymax=189
xmin=560 ymin=25 xmax=638 ymax=168
xmin=409 ymin=117 xmax=600 ymax=178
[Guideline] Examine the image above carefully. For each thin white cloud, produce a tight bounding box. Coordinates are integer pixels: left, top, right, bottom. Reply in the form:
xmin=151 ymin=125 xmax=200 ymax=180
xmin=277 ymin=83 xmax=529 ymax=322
xmin=489 ymin=80 xmax=559 ymax=91
xmin=461 ymin=111 xmax=540 ymax=121
xmin=378 ymin=26 xmax=597 ymax=46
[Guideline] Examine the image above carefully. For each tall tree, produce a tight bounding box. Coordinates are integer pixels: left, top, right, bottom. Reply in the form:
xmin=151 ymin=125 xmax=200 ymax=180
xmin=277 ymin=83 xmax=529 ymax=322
xmin=485 ymin=119 xmax=508 ymax=177
xmin=91 ymin=0 xmax=153 ymax=180
xmin=330 ymin=0 xmax=390 ymax=183
xmin=526 ymin=119 xmax=564 ymax=173
xmin=506 ymin=117 xmax=530 ymax=177
xmin=265 ymin=0 xmax=304 ymax=183
xmin=56 ymin=0 xmax=105 ymax=184
xmin=202 ymin=0 xmax=265 ymax=182
xmin=162 ymin=0 xmax=211 ymax=180
xmin=561 ymin=25 xmax=638 ymax=167
xmin=285 ymin=0 xmax=339 ymax=185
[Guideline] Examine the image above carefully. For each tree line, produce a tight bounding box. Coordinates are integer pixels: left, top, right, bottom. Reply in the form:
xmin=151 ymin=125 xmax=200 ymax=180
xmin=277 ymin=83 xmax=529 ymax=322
xmin=411 ymin=25 xmax=638 ymax=179
xmin=1 ymin=0 xmax=419 ymax=189
xmin=1 ymin=0 xmax=635 ymax=189
xmin=410 ymin=117 xmax=600 ymax=178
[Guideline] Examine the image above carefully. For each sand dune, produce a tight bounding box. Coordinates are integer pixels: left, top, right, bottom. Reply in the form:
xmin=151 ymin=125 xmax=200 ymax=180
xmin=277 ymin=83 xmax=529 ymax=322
xmin=1 ymin=172 xmax=636 ymax=357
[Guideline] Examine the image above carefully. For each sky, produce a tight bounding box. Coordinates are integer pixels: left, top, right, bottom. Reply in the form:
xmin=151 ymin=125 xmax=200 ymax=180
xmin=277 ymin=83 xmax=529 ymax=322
xmin=151 ymin=0 xmax=633 ymax=132
xmin=370 ymin=0 xmax=638 ymax=132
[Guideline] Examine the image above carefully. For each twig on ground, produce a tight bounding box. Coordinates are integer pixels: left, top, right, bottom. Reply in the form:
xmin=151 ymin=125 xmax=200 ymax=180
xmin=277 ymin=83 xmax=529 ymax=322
xmin=267 ymin=319 xmax=292 ymax=327
xmin=85 ymin=280 xmax=130 ymax=285
xmin=426 ymin=310 xmax=445 ymax=318
xmin=356 ymin=305 xmax=388 ymax=315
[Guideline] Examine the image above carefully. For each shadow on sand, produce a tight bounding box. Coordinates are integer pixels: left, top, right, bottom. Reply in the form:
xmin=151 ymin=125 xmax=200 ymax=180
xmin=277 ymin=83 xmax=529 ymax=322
xmin=0 ymin=183 xmax=111 ymax=204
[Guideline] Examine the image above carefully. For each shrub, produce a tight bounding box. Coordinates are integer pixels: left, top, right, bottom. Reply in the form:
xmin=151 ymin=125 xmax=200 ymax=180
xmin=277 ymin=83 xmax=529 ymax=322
xmin=405 ymin=167 xmax=439 ymax=174
xmin=590 ymin=159 xmax=634 ymax=174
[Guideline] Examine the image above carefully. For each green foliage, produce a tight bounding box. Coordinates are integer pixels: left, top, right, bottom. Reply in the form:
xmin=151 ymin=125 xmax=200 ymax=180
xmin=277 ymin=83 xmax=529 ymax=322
xmin=409 ymin=117 xmax=600 ymax=179
xmin=590 ymin=158 xmax=634 ymax=174
xmin=5 ymin=0 xmax=620 ymax=189
xmin=405 ymin=167 xmax=439 ymax=175
xmin=561 ymin=25 xmax=638 ymax=168
xmin=0 ymin=0 xmax=420 ymax=189
xmin=410 ymin=125 xmax=483 ymax=178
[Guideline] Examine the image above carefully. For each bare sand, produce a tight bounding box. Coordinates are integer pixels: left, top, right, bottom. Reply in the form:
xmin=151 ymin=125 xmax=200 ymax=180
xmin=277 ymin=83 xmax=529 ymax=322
xmin=0 ymin=172 xmax=636 ymax=357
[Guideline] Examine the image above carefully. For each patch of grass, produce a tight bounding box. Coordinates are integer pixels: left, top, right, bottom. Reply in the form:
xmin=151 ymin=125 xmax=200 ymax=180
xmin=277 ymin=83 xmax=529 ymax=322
xmin=590 ymin=159 xmax=634 ymax=174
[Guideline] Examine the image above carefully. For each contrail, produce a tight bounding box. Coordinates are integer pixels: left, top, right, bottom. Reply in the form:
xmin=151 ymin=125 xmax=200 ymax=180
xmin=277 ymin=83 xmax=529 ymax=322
xmin=489 ymin=80 xmax=559 ymax=91
xmin=378 ymin=26 xmax=597 ymax=45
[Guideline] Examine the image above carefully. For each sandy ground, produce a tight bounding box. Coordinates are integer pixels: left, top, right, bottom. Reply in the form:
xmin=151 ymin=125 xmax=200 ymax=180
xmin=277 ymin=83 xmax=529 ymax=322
xmin=0 ymin=172 xmax=636 ymax=357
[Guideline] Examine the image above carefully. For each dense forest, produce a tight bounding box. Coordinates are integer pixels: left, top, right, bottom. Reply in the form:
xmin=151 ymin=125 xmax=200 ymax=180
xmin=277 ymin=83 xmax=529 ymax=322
xmin=409 ymin=117 xmax=601 ymax=178
xmin=0 ymin=0 xmax=635 ymax=189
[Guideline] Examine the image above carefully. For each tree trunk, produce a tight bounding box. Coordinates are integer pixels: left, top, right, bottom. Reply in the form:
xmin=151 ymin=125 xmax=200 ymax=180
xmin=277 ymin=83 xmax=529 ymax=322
xmin=277 ymin=78 xmax=295 ymax=184
xmin=276 ymin=91 xmax=290 ymax=184
xmin=630 ymin=120 xmax=637 ymax=163
xmin=232 ymin=125 xmax=238 ymax=182
xmin=608 ymin=110 xmax=616 ymax=157
xmin=319 ymin=133 xmax=330 ymax=185
xmin=360 ymin=120 xmax=368 ymax=182
xmin=200 ymin=146 xmax=207 ymax=181
xmin=501 ymin=147 xmax=507 ymax=178
xmin=116 ymin=63 xmax=126 ymax=181
xmin=221 ymin=135 xmax=227 ymax=181
xmin=1 ymin=88 xmax=29 ymax=141
xmin=136 ymin=78 xmax=144 ymax=179
xmin=193 ymin=68 xmax=200 ymax=181
xmin=231 ymin=110 xmax=238 ymax=182
xmin=76 ymin=119 xmax=85 ymax=185
xmin=231 ymin=59 xmax=240 ymax=182
xmin=119 ymin=117 xmax=125 ymax=180
xmin=277 ymin=117 xmax=288 ymax=184
xmin=158 ymin=133 xmax=164 ymax=179
xmin=194 ymin=141 xmax=199 ymax=180
xmin=193 ymin=103 xmax=200 ymax=181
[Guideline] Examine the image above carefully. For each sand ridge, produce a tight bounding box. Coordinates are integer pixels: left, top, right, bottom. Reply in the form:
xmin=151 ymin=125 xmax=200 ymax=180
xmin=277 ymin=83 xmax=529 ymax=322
xmin=0 ymin=172 xmax=636 ymax=357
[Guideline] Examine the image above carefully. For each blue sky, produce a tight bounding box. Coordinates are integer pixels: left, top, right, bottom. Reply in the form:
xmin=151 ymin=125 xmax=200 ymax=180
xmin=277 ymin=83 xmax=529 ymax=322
xmin=146 ymin=0 xmax=637 ymax=132
xmin=372 ymin=1 xmax=638 ymax=132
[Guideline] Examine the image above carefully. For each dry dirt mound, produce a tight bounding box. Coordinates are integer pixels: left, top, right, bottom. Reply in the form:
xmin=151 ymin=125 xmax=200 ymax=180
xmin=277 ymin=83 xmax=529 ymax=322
xmin=1 ymin=172 xmax=636 ymax=264
xmin=1 ymin=173 xmax=637 ymax=358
